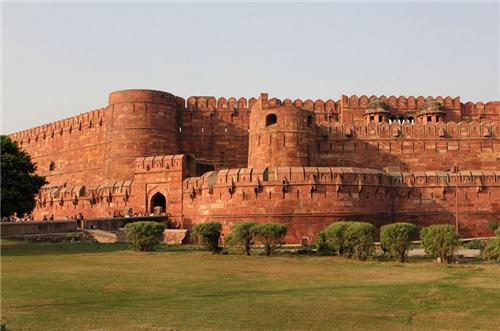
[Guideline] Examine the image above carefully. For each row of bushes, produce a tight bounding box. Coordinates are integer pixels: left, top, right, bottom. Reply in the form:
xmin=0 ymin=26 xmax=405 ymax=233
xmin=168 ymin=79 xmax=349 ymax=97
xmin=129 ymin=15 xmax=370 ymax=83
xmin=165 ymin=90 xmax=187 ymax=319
xmin=122 ymin=221 xmax=500 ymax=263
xmin=191 ymin=222 xmax=287 ymax=256
xmin=316 ymin=222 xmax=500 ymax=263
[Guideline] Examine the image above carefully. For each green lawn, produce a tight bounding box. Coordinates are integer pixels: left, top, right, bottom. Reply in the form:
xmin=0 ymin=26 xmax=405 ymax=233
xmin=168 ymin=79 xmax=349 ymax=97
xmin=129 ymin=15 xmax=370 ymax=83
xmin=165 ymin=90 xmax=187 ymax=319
xmin=1 ymin=241 xmax=500 ymax=331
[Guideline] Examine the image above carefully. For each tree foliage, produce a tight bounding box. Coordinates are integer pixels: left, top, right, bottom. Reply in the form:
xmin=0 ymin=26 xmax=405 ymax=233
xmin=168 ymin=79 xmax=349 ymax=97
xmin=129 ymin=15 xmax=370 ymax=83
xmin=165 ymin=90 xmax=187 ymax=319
xmin=420 ymin=224 xmax=460 ymax=263
xmin=325 ymin=221 xmax=351 ymax=255
xmin=344 ymin=222 xmax=376 ymax=261
xmin=124 ymin=221 xmax=165 ymax=251
xmin=251 ymin=223 xmax=287 ymax=256
xmin=315 ymin=230 xmax=333 ymax=255
xmin=191 ymin=222 xmax=222 ymax=253
xmin=228 ymin=222 xmax=257 ymax=255
xmin=482 ymin=238 xmax=500 ymax=262
xmin=1 ymin=135 xmax=46 ymax=218
xmin=380 ymin=222 xmax=417 ymax=262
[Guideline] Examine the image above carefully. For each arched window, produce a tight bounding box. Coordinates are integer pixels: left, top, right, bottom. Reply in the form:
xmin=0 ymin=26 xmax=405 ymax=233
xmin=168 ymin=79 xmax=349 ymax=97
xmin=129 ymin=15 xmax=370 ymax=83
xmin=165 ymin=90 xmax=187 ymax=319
xmin=49 ymin=161 xmax=55 ymax=171
xmin=266 ymin=114 xmax=277 ymax=127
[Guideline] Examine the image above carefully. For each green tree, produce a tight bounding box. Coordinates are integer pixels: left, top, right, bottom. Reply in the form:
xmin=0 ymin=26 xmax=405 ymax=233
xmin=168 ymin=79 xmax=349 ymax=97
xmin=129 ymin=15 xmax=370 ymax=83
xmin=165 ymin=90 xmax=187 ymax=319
xmin=324 ymin=221 xmax=351 ymax=256
xmin=344 ymin=222 xmax=376 ymax=261
xmin=252 ymin=223 xmax=287 ymax=256
xmin=124 ymin=221 xmax=165 ymax=251
xmin=1 ymin=135 xmax=46 ymax=218
xmin=420 ymin=224 xmax=460 ymax=264
xmin=228 ymin=222 xmax=257 ymax=255
xmin=191 ymin=222 xmax=222 ymax=253
xmin=380 ymin=222 xmax=418 ymax=262
xmin=315 ymin=230 xmax=333 ymax=255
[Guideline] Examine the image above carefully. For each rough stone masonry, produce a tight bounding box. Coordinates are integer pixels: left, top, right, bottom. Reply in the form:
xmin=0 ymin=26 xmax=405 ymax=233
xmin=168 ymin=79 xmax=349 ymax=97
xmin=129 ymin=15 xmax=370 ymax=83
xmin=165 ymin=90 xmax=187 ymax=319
xmin=8 ymin=89 xmax=500 ymax=243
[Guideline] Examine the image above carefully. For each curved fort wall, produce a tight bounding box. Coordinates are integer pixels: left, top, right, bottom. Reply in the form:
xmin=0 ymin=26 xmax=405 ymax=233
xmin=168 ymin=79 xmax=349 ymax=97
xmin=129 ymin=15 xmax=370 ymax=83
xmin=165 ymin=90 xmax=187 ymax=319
xmin=105 ymin=90 xmax=179 ymax=179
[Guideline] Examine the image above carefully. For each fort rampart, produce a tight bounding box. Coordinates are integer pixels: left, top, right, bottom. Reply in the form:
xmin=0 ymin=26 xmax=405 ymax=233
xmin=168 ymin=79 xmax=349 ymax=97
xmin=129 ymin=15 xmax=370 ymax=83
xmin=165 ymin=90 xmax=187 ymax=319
xmin=8 ymin=90 xmax=500 ymax=242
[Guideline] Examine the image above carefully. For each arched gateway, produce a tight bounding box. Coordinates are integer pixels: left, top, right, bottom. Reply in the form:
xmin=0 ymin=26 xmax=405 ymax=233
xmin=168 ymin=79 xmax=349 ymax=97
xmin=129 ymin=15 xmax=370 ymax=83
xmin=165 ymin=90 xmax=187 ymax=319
xmin=150 ymin=192 xmax=166 ymax=214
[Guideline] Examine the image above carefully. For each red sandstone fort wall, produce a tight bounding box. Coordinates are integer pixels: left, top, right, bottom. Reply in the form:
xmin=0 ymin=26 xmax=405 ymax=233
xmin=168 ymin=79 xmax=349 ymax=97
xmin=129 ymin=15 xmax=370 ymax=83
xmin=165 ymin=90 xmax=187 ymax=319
xmin=9 ymin=108 xmax=108 ymax=187
xmin=6 ymin=90 xmax=500 ymax=241
xmin=181 ymin=167 xmax=500 ymax=242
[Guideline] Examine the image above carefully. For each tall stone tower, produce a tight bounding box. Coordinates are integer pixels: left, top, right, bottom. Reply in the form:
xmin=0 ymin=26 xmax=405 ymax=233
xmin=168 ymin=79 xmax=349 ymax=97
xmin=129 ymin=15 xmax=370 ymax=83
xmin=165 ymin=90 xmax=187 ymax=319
xmin=104 ymin=89 xmax=179 ymax=179
xmin=247 ymin=93 xmax=317 ymax=168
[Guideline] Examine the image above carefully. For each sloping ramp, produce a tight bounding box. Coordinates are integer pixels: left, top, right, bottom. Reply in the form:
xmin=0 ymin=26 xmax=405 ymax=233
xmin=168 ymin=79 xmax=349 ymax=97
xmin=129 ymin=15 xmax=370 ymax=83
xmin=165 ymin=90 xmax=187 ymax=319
xmin=85 ymin=230 xmax=118 ymax=243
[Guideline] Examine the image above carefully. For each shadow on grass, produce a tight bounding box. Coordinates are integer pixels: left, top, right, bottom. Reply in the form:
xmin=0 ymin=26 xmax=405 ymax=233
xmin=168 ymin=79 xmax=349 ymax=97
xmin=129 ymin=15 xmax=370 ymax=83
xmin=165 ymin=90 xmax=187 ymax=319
xmin=0 ymin=241 xmax=211 ymax=257
xmin=0 ymin=241 xmax=130 ymax=257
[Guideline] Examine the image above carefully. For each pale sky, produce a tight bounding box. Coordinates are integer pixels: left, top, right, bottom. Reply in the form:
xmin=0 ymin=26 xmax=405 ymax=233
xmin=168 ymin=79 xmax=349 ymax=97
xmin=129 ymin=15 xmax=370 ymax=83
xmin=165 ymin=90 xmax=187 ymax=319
xmin=2 ymin=2 xmax=499 ymax=134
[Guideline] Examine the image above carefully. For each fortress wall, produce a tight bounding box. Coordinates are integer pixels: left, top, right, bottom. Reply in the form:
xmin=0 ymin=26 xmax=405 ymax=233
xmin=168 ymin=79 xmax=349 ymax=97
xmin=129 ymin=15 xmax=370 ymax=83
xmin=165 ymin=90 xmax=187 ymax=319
xmin=9 ymin=108 xmax=108 ymax=186
xmin=178 ymin=109 xmax=250 ymax=169
xmin=316 ymin=120 xmax=500 ymax=171
xmin=390 ymin=170 xmax=500 ymax=237
xmin=181 ymin=167 xmax=395 ymax=243
xmin=182 ymin=168 xmax=499 ymax=242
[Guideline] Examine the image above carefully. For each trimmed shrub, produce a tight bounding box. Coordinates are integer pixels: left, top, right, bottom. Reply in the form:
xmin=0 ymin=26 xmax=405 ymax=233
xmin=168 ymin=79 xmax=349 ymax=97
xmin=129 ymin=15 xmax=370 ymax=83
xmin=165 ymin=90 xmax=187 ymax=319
xmin=463 ymin=239 xmax=486 ymax=251
xmin=124 ymin=221 xmax=165 ymax=251
xmin=488 ymin=220 xmax=499 ymax=231
xmin=324 ymin=221 xmax=351 ymax=255
xmin=191 ymin=222 xmax=222 ymax=253
xmin=344 ymin=222 xmax=376 ymax=261
xmin=420 ymin=224 xmax=460 ymax=263
xmin=496 ymin=228 xmax=500 ymax=237
xmin=315 ymin=230 xmax=333 ymax=255
xmin=482 ymin=238 xmax=500 ymax=262
xmin=380 ymin=222 xmax=417 ymax=262
xmin=228 ymin=222 xmax=257 ymax=255
xmin=251 ymin=223 xmax=287 ymax=256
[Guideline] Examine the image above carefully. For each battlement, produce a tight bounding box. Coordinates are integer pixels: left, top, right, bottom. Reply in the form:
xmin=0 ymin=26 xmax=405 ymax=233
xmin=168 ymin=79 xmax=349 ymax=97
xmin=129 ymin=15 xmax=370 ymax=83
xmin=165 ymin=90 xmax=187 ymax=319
xmin=340 ymin=95 xmax=462 ymax=110
xmin=134 ymin=155 xmax=186 ymax=172
xmin=331 ymin=120 xmax=499 ymax=138
xmin=37 ymin=180 xmax=132 ymax=207
xmin=184 ymin=167 xmax=500 ymax=192
xmin=9 ymin=107 xmax=106 ymax=146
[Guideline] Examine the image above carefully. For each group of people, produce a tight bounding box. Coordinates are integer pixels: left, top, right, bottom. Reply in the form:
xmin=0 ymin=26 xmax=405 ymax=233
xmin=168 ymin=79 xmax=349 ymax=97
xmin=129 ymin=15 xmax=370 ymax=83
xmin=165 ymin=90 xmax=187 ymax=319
xmin=2 ymin=212 xmax=35 ymax=222
xmin=112 ymin=209 xmax=152 ymax=218
xmin=1 ymin=212 xmax=85 ymax=223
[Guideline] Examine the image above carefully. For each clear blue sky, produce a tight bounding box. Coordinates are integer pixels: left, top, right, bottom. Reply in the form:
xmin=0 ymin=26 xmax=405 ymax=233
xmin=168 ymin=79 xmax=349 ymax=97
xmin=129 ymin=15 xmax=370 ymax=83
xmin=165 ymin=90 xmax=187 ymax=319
xmin=2 ymin=2 xmax=499 ymax=134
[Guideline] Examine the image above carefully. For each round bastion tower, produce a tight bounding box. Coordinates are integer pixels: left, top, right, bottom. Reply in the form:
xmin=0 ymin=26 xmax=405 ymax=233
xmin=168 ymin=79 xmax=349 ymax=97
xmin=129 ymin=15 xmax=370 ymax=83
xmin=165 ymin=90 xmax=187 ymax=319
xmin=248 ymin=93 xmax=318 ymax=168
xmin=104 ymin=89 xmax=179 ymax=179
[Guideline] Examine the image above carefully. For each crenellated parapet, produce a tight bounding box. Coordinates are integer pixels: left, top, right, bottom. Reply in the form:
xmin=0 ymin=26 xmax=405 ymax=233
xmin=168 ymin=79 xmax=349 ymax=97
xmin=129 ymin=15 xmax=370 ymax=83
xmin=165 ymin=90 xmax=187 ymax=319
xmin=35 ymin=179 xmax=133 ymax=210
xmin=9 ymin=107 xmax=106 ymax=147
xmin=183 ymin=95 xmax=340 ymax=113
xmin=341 ymin=95 xmax=461 ymax=110
xmin=134 ymin=155 xmax=186 ymax=173
xmin=182 ymin=166 xmax=500 ymax=206
xmin=357 ymin=120 xmax=498 ymax=138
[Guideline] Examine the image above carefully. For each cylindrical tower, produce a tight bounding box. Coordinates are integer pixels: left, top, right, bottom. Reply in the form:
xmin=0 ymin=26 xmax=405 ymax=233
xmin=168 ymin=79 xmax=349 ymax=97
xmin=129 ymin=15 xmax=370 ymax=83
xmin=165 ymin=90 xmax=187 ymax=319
xmin=248 ymin=93 xmax=317 ymax=168
xmin=104 ymin=89 xmax=179 ymax=179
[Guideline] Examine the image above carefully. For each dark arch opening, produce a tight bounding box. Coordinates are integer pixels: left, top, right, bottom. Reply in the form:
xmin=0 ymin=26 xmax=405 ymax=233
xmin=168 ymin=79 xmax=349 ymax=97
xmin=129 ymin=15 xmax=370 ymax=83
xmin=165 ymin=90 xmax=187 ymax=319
xmin=150 ymin=192 xmax=166 ymax=214
xmin=266 ymin=114 xmax=277 ymax=127
xmin=49 ymin=161 xmax=55 ymax=171
xmin=307 ymin=115 xmax=314 ymax=127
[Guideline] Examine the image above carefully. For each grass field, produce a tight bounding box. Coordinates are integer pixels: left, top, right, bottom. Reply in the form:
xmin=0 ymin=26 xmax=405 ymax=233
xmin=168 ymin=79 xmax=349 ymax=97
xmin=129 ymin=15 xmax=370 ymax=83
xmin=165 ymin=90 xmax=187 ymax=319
xmin=1 ymin=241 xmax=500 ymax=331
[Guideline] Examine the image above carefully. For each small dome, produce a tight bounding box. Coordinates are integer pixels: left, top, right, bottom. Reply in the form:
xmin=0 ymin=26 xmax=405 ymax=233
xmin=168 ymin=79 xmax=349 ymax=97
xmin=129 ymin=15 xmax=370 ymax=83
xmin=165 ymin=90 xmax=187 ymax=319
xmin=365 ymin=99 xmax=389 ymax=114
xmin=418 ymin=99 xmax=444 ymax=115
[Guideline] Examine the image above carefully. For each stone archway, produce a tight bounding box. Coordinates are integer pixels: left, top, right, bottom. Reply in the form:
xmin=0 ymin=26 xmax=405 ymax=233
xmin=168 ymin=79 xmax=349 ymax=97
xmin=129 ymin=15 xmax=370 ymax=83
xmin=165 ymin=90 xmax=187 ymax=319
xmin=150 ymin=192 xmax=166 ymax=214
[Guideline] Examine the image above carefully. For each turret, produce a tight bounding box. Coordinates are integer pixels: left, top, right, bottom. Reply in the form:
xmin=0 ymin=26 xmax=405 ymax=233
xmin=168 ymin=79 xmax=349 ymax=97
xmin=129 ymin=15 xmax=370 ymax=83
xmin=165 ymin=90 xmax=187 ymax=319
xmin=417 ymin=99 xmax=445 ymax=124
xmin=363 ymin=98 xmax=390 ymax=125
xmin=104 ymin=89 xmax=179 ymax=179
xmin=247 ymin=93 xmax=317 ymax=168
